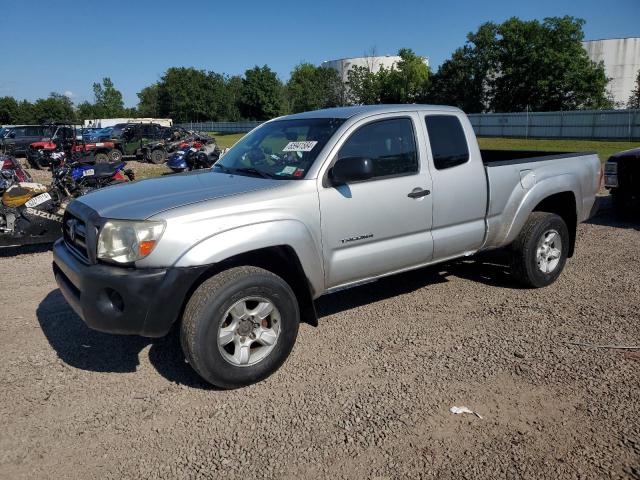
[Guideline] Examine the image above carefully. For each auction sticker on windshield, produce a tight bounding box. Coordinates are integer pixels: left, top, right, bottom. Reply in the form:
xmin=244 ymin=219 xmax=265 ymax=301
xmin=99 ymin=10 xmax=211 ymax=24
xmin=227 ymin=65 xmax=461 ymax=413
xmin=283 ymin=141 xmax=317 ymax=152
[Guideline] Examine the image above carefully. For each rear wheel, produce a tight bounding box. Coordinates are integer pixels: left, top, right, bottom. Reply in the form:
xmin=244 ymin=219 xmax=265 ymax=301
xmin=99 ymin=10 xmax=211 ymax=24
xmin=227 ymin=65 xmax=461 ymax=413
xmin=511 ymin=212 xmax=569 ymax=288
xmin=108 ymin=149 xmax=123 ymax=163
xmin=94 ymin=152 xmax=109 ymax=163
xmin=34 ymin=155 xmax=48 ymax=170
xmin=150 ymin=149 xmax=166 ymax=164
xmin=180 ymin=266 xmax=300 ymax=389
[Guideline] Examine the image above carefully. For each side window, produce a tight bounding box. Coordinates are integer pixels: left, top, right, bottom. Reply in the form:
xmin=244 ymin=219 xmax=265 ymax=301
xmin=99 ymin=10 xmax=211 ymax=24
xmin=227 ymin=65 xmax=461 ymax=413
xmin=338 ymin=118 xmax=418 ymax=179
xmin=425 ymin=115 xmax=469 ymax=170
xmin=13 ymin=127 xmax=27 ymax=137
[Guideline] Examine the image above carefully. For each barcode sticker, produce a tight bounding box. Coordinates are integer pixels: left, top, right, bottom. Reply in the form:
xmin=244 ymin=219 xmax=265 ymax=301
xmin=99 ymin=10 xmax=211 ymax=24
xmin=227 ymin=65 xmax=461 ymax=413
xmin=25 ymin=192 xmax=52 ymax=208
xmin=283 ymin=141 xmax=317 ymax=152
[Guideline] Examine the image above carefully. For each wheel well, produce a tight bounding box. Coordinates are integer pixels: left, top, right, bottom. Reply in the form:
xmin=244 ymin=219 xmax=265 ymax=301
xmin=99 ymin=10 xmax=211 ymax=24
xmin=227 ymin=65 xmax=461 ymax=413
xmin=533 ymin=191 xmax=577 ymax=257
xmin=180 ymin=246 xmax=318 ymax=327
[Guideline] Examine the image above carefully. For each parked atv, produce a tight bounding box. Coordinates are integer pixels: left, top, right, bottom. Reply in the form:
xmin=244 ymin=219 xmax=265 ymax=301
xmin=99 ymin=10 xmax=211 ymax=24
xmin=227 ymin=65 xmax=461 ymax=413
xmin=27 ymin=123 xmax=118 ymax=169
xmin=167 ymin=141 xmax=221 ymax=173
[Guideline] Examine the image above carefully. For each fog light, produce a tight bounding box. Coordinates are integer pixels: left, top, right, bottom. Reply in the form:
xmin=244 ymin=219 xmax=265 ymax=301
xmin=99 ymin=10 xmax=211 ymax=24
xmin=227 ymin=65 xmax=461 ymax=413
xmin=105 ymin=288 xmax=124 ymax=313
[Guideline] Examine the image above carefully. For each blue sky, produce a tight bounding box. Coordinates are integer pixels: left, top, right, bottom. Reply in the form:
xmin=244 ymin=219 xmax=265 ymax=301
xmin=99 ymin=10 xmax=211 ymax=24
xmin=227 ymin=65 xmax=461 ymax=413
xmin=2 ymin=0 xmax=639 ymax=107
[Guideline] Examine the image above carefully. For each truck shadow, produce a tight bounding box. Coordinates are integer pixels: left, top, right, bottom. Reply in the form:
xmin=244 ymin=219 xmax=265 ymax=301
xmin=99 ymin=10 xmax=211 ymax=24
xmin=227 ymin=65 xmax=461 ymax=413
xmin=315 ymin=250 xmax=520 ymax=318
xmin=37 ymin=254 xmax=519 ymax=388
xmin=0 ymin=243 xmax=53 ymax=257
xmin=36 ymin=290 xmax=213 ymax=389
xmin=585 ymin=196 xmax=640 ymax=230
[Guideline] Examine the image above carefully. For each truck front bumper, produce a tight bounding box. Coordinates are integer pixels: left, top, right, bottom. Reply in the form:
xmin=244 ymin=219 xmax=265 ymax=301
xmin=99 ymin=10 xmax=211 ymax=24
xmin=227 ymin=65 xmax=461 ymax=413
xmin=52 ymin=239 xmax=207 ymax=338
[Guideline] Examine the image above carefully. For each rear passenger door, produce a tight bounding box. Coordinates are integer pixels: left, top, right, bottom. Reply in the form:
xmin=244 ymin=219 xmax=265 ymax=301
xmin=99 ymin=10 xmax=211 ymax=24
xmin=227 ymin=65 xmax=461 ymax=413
xmin=422 ymin=114 xmax=488 ymax=260
xmin=318 ymin=113 xmax=434 ymax=289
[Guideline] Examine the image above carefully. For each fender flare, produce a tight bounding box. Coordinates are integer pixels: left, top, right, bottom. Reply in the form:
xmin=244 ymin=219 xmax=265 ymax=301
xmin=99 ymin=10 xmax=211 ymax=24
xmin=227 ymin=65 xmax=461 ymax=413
xmin=173 ymin=219 xmax=325 ymax=296
xmin=493 ymin=174 xmax=581 ymax=247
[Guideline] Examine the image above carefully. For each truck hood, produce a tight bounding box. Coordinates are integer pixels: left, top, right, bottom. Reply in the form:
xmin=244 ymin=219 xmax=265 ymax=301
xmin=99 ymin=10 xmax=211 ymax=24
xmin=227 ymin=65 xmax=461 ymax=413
xmin=77 ymin=171 xmax=283 ymax=220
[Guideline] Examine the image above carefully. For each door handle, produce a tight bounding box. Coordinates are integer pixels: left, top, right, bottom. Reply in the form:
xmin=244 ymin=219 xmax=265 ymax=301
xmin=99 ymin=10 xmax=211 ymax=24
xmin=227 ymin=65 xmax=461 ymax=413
xmin=407 ymin=188 xmax=431 ymax=199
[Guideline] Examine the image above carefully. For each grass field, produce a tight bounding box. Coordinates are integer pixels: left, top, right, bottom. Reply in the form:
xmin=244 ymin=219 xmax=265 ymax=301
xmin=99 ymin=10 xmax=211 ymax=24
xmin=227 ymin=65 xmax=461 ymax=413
xmin=477 ymin=137 xmax=639 ymax=162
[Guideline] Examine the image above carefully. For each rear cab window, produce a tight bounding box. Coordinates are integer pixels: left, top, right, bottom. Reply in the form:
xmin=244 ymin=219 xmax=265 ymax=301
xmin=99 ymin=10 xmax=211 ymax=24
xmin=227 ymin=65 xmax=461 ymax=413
xmin=424 ymin=115 xmax=469 ymax=170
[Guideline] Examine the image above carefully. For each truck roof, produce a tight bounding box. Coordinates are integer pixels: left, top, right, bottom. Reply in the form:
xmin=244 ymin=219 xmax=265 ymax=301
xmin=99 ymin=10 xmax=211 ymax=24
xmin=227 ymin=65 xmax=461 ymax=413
xmin=280 ymin=104 xmax=463 ymax=121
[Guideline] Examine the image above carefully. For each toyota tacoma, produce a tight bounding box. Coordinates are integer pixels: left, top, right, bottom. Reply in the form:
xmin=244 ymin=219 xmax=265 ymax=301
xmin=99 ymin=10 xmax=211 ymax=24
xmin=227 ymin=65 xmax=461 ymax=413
xmin=52 ymin=105 xmax=602 ymax=388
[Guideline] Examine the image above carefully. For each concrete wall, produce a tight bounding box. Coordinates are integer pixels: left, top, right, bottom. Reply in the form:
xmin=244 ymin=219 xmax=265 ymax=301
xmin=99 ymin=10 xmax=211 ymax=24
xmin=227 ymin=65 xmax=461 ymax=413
xmin=583 ymin=38 xmax=640 ymax=107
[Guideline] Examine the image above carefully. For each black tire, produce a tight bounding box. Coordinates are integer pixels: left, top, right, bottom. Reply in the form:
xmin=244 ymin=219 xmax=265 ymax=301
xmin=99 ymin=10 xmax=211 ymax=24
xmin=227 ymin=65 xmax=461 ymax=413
xmin=33 ymin=156 xmax=46 ymax=170
xmin=108 ymin=149 xmax=123 ymax=163
xmin=510 ymin=212 xmax=569 ymax=288
xmin=94 ymin=152 xmax=109 ymax=163
xmin=181 ymin=266 xmax=300 ymax=389
xmin=150 ymin=149 xmax=166 ymax=164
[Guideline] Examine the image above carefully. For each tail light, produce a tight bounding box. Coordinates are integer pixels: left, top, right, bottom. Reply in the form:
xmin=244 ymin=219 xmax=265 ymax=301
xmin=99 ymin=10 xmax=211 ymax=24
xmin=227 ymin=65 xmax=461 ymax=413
xmin=599 ymin=164 xmax=604 ymax=190
xmin=112 ymin=171 xmax=125 ymax=181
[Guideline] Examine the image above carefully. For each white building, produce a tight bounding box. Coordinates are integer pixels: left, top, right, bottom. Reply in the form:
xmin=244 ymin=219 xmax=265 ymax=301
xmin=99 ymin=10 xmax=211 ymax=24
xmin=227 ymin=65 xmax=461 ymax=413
xmin=582 ymin=37 xmax=640 ymax=107
xmin=83 ymin=118 xmax=173 ymax=128
xmin=321 ymin=55 xmax=429 ymax=83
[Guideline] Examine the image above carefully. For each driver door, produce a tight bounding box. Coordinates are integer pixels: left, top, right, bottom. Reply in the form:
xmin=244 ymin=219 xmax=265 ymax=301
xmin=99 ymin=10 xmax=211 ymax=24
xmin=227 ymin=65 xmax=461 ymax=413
xmin=318 ymin=113 xmax=434 ymax=289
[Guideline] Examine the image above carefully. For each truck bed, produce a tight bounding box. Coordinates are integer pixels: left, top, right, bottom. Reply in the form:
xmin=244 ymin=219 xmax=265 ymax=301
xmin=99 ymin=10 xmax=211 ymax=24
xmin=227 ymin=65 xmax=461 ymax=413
xmin=480 ymin=149 xmax=601 ymax=251
xmin=481 ymin=149 xmax=594 ymax=166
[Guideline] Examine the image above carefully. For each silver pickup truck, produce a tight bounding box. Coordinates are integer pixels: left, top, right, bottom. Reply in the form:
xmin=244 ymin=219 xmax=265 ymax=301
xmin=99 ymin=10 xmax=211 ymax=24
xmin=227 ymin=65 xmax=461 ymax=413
xmin=53 ymin=105 xmax=602 ymax=388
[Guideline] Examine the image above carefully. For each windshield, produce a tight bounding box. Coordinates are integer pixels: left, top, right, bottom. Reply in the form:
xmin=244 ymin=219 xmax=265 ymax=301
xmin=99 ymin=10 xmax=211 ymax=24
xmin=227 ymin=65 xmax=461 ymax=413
xmin=213 ymin=118 xmax=345 ymax=180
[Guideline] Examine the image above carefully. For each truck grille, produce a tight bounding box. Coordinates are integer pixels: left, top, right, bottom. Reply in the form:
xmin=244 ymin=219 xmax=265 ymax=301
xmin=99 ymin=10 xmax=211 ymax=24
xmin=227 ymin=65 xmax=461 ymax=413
xmin=63 ymin=211 xmax=90 ymax=263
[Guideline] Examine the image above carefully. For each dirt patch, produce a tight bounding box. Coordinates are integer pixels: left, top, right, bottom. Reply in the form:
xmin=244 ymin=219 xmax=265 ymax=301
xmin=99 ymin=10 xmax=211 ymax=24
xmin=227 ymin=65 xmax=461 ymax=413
xmin=0 ymin=198 xmax=638 ymax=479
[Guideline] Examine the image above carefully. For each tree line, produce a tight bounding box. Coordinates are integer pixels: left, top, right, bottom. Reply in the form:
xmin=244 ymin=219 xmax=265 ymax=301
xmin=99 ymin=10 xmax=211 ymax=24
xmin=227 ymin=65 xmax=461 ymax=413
xmin=1 ymin=16 xmax=632 ymax=127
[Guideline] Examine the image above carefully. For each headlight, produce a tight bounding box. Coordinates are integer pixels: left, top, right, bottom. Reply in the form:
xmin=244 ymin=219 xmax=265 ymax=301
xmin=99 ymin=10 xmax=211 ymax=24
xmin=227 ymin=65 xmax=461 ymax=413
xmin=97 ymin=220 xmax=165 ymax=263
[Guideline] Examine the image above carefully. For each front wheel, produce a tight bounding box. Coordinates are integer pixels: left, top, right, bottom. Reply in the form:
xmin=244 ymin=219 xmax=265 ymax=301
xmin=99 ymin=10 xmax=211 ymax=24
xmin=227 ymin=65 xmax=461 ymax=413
xmin=510 ymin=212 xmax=569 ymax=288
xmin=180 ymin=266 xmax=300 ymax=389
xmin=108 ymin=149 xmax=123 ymax=163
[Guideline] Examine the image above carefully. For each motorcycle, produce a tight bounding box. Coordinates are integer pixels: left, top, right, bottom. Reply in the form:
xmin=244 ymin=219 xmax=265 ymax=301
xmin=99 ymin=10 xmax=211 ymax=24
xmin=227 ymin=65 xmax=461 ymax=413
xmin=167 ymin=141 xmax=221 ymax=173
xmin=0 ymin=154 xmax=32 ymax=194
xmin=0 ymin=153 xmax=135 ymax=247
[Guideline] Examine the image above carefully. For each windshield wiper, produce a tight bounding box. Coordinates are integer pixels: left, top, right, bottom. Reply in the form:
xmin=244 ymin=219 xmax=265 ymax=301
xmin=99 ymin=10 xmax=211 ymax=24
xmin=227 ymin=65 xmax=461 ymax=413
xmin=214 ymin=164 xmax=234 ymax=174
xmin=230 ymin=167 xmax=276 ymax=179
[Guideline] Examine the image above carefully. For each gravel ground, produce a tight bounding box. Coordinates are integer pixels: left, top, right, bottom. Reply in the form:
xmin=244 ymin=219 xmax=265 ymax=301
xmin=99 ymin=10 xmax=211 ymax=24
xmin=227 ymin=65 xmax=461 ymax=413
xmin=0 ymin=188 xmax=639 ymax=479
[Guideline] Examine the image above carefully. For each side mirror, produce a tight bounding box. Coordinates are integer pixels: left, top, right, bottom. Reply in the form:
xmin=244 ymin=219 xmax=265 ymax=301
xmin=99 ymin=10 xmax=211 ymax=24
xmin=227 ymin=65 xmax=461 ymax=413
xmin=329 ymin=156 xmax=373 ymax=184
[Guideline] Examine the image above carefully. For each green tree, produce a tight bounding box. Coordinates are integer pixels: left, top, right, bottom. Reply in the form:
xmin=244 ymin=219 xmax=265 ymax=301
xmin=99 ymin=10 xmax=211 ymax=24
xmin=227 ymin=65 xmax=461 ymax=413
xmin=15 ymin=100 xmax=36 ymax=124
xmin=428 ymin=23 xmax=498 ymax=112
xmin=239 ymin=66 xmax=286 ymax=120
xmin=0 ymin=96 xmax=20 ymax=124
xmin=628 ymin=70 xmax=640 ymax=109
xmin=137 ymin=83 xmax=160 ymax=117
xmin=76 ymin=101 xmax=100 ymax=120
xmin=379 ymin=48 xmax=430 ymax=104
xmin=156 ymin=67 xmax=227 ymax=122
xmin=429 ymin=16 xmax=611 ymax=112
xmin=286 ymin=63 xmax=343 ymax=113
xmin=92 ymin=77 xmax=125 ymax=117
xmin=346 ymin=65 xmax=382 ymax=105
xmin=32 ymin=93 xmax=75 ymax=123
xmin=222 ymin=75 xmax=244 ymax=121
